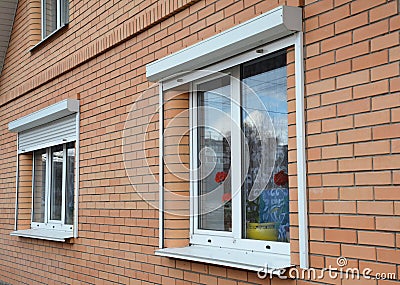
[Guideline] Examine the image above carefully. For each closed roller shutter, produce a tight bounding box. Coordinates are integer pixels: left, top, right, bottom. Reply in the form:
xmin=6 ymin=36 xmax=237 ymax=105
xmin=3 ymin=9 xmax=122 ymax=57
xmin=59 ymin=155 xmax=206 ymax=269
xmin=18 ymin=114 xmax=77 ymax=153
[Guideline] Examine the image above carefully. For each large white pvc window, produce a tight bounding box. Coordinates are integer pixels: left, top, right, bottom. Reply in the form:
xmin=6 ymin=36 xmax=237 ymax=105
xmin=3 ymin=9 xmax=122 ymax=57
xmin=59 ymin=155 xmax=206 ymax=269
xmin=154 ymin=34 xmax=307 ymax=272
xmin=184 ymin=47 xmax=292 ymax=270
xmin=41 ymin=0 xmax=69 ymax=39
xmin=32 ymin=142 xmax=75 ymax=230
xmin=148 ymin=5 xmax=307 ymax=271
xmin=191 ymin=50 xmax=290 ymax=255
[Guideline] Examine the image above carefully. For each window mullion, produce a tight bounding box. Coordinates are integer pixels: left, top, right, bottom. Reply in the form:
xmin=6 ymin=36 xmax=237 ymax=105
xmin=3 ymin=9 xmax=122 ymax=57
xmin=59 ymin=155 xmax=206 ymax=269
xmin=191 ymin=82 xmax=200 ymax=235
xmin=45 ymin=148 xmax=51 ymax=224
xmin=189 ymin=83 xmax=196 ymax=238
xmin=61 ymin=144 xmax=67 ymax=225
xmin=30 ymin=152 xmax=35 ymax=225
xmin=41 ymin=0 xmax=45 ymax=39
xmin=230 ymin=66 xmax=242 ymax=240
xmin=57 ymin=0 xmax=61 ymax=28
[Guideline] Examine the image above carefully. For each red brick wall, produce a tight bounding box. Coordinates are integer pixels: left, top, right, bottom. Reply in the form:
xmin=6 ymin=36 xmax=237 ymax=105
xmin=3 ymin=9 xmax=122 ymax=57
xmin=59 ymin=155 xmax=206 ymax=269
xmin=0 ymin=0 xmax=399 ymax=284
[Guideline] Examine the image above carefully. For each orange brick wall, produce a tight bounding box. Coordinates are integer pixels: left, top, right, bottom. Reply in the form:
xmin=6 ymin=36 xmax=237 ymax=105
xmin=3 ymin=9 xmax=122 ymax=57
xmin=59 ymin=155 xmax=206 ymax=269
xmin=304 ymin=0 xmax=400 ymax=278
xmin=163 ymin=90 xmax=191 ymax=249
xmin=17 ymin=153 xmax=33 ymax=230
xmin=287 ymin=47 xmax=301 ymax=265
xmin=0 ymin=0 xmax=399 ymax=284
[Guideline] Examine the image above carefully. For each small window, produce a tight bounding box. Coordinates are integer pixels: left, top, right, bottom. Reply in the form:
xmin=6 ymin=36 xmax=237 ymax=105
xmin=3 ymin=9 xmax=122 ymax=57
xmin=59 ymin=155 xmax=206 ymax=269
xmin=9 ymin=99 xmax=79 ymax=241
xmin=41 ymin=0 xmax=69 ymax=39
xmin=32 ymin=142 xmax=75 ymax=230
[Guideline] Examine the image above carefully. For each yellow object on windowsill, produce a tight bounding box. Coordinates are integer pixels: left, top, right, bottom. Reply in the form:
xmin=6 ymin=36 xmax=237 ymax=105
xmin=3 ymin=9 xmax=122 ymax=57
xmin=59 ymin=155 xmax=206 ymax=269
xmin=246 ymin=222 xmax=278 ymax=241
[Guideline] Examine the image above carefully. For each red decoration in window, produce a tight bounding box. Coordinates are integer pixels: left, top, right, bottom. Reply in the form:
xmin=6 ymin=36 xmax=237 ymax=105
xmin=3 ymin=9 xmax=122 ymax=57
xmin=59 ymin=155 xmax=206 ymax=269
xmin=274 ymin=170 xmax=288 ymax=186
xmin=215 ymin=171 xmax=227 ymax=183
xmin=222 ymin=192 xmax=232 ymax=202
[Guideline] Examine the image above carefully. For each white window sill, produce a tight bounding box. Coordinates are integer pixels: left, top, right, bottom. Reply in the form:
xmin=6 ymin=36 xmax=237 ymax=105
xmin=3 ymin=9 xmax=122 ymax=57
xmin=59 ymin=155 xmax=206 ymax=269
xmin=11 ymin=228 xmax=73 ymax=242
xmin=156 ymin=245 xmax=291 ymax=274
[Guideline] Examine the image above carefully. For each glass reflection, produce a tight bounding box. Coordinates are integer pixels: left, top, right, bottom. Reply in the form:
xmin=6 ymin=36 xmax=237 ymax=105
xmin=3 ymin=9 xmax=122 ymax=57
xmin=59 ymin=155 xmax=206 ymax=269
xmin=33 ymin=150 xmax=47 ymax=223
xmin=242 ymin=50 xmax=289 ymax=242
xmin=65 ymin=142 xmax=75 ymax=225
xmin=197 ymin=76 xmax=232 ymax=231
xmin=50 ymin=144 xmax=63 ymax=221
xmin=44 ymin=0 xmax=58 ymax=37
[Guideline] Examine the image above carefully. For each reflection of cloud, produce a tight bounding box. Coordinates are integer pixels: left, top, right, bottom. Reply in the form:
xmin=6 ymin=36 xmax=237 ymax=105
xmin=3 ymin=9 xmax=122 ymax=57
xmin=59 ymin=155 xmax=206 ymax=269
xmin=198 ymin=83 xmax=232 ymax=139
xmin=242 ymin=66 xmax=287 ymax=143
xmin=243 ymin=67 xmax=286 ymax=102
xmin=243 ymin=110 xmax=276 ymax=201
xmin=244 ymin=110 xmax=288 ymax=145
xmin=198 ymin=106 xmax=231 ymax=140
xmin=244 ymin=110 xmax=275 ymax=138
xmin=214 ymin=117 xmax=231 ymax=135
xmin=272 ymin=115 xmax=288 ymax=145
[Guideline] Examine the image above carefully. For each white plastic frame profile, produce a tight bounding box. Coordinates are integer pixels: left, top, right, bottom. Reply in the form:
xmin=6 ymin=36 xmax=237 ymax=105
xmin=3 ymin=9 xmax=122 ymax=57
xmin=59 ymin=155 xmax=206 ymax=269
xmin=40 ymin=0 xmax=64 ymax=40
xmin=294 ymin=31 xmax=309 ymax=269
xmin=14 ymin=135 xmax=19 ymax=231
xmin=74 ymin=111 xmax=80 ymax=238
xmin=158 ymin=34 xmax=309 ymax=269
xmin=30 ymin=144 xmax=73 ymax=232
xmin=188 ymin=54 xmax=290 ymax=257
xmin=159 ymin=82 xmax=164 ymax=249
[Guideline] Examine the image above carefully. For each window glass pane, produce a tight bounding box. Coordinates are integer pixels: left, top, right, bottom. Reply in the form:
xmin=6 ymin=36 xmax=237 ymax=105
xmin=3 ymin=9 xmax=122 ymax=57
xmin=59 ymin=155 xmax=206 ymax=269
xmin=33 ymin=149 xmax=47 ymax=223
xmin=44 ymin=0 xmax=57 ymax=37
xmin=50 ymin=144 xmax=63 ymax=221
xmin=65 ymin=142 xmax=75 ymax=225
xmin=60 ymin=0 xmax=69 ymax=25
xmin=197 ymin=76 xmax=232 ymax=231
xmin=242 ymin=50 xmax=289 ymax=242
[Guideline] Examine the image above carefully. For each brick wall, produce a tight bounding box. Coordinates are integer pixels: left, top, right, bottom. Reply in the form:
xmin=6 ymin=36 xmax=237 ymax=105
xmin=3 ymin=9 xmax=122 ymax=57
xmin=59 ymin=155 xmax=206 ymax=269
xmin=0 ymin=0 xmax=399 ymax=284
xmin=163 ymin=90 xmax=191 ymax=249
xmin=304 ymin=0 xmax=400 ymax=278
xmin=17 ymin=153 xmax=33 ymax=230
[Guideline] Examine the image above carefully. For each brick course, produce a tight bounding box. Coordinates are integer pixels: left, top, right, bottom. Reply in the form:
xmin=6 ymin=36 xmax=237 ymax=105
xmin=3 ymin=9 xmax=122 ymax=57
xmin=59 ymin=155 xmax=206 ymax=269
xmin=0 ymin=0 xmax=399 ymax=284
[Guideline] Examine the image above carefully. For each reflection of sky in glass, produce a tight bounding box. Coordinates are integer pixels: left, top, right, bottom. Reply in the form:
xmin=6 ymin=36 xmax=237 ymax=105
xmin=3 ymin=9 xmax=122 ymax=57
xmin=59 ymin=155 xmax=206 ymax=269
xmin=51 ymin=145 xmax=63 ymax=221
xmin=198 ymin=78 xmax=232 ymax=231
xmin=199 ymin=84 xmax=231 ymax=137
xmin=241 ymin=51 xmax=289 ymax=241
xmin=243 ymin=66 xmax=287 ymax=145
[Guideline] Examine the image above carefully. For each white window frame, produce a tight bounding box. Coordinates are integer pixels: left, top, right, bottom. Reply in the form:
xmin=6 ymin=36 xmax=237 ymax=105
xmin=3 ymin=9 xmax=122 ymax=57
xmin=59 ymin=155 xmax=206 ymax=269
xmin=31 ymin=143 xmax=74 ymax=231
xmin=189 ymin=62 xmax=290 ymax=256
xmin=9 ymin=99 xmax=80 ymax=242
xmin=41 ymin=0 xmax=69 ymax=40
xmin=156 ymin=34 xmax=307 ymax=271
xmin=148 ymin=5 xmax=307 ymax=271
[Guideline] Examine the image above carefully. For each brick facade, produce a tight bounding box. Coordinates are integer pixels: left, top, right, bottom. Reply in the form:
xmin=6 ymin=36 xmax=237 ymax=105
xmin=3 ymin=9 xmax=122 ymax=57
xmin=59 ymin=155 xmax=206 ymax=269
xmin=0 ymin=0 xmax=399 ymax=284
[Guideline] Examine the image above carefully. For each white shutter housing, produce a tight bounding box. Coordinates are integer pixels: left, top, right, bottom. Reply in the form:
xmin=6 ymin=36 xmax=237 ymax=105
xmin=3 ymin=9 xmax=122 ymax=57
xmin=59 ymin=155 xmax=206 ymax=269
xmin=8 ymin=99 xmax=79 ymax=153
xmin=18 ymin=115 xmax=76 ymax=153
